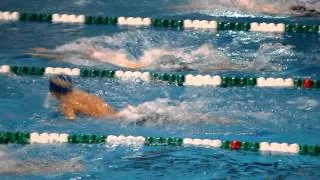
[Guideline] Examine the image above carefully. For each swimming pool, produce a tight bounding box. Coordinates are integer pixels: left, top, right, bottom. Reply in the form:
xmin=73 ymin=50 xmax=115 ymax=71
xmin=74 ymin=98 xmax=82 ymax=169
xmin=0 ymin=0 xmax=320 ymax=179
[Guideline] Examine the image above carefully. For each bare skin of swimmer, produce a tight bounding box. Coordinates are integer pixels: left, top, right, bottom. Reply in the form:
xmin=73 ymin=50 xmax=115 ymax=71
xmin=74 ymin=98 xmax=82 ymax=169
xmin=28 ymin=47 xmax=148 ymax=69
xmin=51 ymin=89 xmax=117 ymax=120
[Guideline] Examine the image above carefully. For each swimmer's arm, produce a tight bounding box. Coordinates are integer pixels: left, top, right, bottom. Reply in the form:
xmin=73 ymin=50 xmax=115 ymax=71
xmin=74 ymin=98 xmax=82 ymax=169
xmin=61 ymin=103 xmax=76 ymax=120
xmin=25 ymin=52 xmax=60 ymax=60
xmin=84 ymin=48 xmax=149 ymax=69
xmin=26 ymin=48 xmax=62 ymax=61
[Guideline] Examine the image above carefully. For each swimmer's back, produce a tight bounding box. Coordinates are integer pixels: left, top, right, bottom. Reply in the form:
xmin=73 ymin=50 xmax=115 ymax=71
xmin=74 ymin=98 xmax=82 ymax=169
xmin=60 ymin=89 xmax=117 ymax=119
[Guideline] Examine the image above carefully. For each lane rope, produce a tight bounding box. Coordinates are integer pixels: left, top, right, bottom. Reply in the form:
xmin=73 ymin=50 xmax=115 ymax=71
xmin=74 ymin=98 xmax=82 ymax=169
xmin=1 ymin=65 xmax=319 ymax=89
xmin=0 ymin=11 xmax=319 ymax=33
xmin=0 ymin=131 xmax=319 ymax=157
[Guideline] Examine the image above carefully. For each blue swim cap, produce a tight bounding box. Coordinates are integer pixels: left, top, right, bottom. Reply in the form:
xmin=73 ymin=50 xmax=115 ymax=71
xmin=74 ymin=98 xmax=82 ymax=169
xmin=49 ymin=74 xmax=73 ymax=94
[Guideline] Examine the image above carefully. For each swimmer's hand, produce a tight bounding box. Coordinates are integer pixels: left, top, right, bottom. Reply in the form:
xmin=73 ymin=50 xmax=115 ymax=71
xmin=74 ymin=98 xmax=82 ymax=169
xmin=62 ymin=105 xmax=76 ymax=120
xmin=66 ymin=115 xmax=76 ymax=120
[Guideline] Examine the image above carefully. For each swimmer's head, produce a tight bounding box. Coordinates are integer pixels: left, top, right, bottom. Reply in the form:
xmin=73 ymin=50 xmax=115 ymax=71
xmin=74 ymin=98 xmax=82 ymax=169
xmin=290 ymin=5 xmax=320 ymax=17
xmin=49 ymin=74 xmax=73 ymax=96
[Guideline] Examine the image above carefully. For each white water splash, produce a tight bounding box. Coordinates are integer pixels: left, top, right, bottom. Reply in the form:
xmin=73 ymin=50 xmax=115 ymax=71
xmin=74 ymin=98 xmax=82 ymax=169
xmin=116 ymin=98 xmax=234 ymax=126
xmin=241 ymin=43 xmax=293 ymax=72
xmin=169 ymin=0 xmax=319 ymax=17
xmin=136 ymin=43 xmax=240 ymax=72
xmin=73 ymin=0 xmax=91 ymax=6
xmin=251 ymin=43 xmax=296 ymax=71
xmin=287 ymin=97 xmax=319 ymax=111
xmin=43 ymin=93 xmax=53 ymax=109
xmin=257 ymin=43 xmax=295 ymax=58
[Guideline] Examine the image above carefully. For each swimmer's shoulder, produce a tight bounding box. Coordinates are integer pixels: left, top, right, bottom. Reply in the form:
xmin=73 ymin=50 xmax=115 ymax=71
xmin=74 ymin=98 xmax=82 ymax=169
xmin=62 ymin=89 xmax=106 ymax=107
xmin=67 ymin=89 xmax=90 ymax=97
xmin=73 ymin=89 xmax=106 ymax=103
xmin=60 ymin=89 xmax=88 ymax=103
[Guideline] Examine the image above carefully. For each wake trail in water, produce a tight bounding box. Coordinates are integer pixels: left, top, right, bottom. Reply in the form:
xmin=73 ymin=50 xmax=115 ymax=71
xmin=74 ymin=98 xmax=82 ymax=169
xmin=0 ymin=148 xmax=83 ymax=174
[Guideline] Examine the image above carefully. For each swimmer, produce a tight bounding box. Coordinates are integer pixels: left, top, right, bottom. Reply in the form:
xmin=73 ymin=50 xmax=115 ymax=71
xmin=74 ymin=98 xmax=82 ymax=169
xmin=48 ymin=74 xmax=234 ymax=124
xmin=172 ymin=0 xmax=320 ymax=17
xmin=49 ymin=74 xmax=117 ymax=120
xmin=28 ymin=46 xmax=252 ymax=72
xmin=27 ymin=47 xmax=152 ymax=69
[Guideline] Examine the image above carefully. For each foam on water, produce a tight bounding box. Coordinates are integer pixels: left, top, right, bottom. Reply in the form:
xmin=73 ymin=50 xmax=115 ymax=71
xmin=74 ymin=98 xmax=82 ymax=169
xmin=116 ymin=98 xmax=234 ymax=126
xmin=287 ymin=97 xmax=319 ymax=111
xmin=245 ymin=43 xmax=296 ymax=71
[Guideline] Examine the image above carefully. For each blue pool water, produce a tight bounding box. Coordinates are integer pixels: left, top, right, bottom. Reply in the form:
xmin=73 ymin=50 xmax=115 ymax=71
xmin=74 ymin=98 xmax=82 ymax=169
xmin=0 ymin=0 xmax=320 ymax=179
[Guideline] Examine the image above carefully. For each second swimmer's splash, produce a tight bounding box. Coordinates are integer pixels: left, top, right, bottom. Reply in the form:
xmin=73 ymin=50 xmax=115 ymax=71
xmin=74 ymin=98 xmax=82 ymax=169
xmin=116 ymin=98 xmax=234 ymax=126
xmin=28 ymin=43 xmax=284 ymax=72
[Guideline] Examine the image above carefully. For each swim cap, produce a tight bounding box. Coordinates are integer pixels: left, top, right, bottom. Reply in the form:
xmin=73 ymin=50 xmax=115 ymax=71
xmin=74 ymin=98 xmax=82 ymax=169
xmin=49 ymin=74 xmax=73 ymax=94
